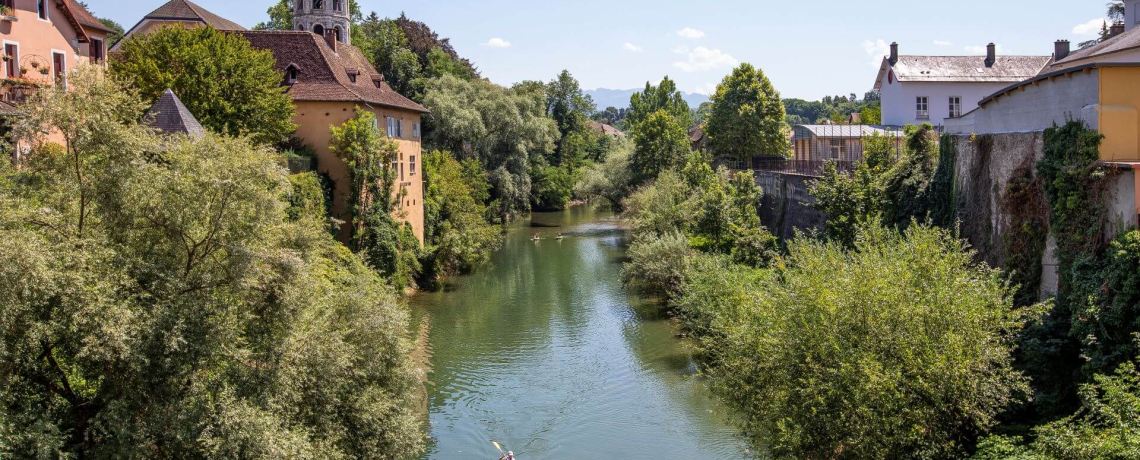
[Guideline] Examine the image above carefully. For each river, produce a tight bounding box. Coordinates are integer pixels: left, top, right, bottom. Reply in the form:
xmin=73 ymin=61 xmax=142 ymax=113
xmin=409 ymin=206 xmax=752 ymax=460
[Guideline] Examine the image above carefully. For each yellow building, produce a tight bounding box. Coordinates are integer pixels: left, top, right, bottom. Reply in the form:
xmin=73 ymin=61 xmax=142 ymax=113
xmin=118 ymin=1 xmax=427 ymax=245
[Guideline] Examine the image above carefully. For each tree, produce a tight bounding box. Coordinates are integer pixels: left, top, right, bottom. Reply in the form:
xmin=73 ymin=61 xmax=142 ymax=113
xmin=706 ymin=63 xmax=789 ymax=160
xmin=694 ymin=224 xmax=1036 ymax=459
xmin=1 ymin=66 xmax=425 ymax=459
xmin=421 ymin=150 xmax=499 ymax=283
xmin=546 ymin=70 xmax=596 ymax=136
xmin=422 ymin=75 xmax=560 ymax=221
xmin=575 ymin=138 xmax=635 ymax=209
xmin=252 ymin=0 xmax=292 ymax=30
xmin=76 ymin=2 xmax=125 ymax=47
xmin=627 ymin=76 xmax=691 ymax=129
xmin=111 ymin=26 xmax=296 ymax=145
xmin=392 ymin=13 xmax=477 ymax=79
xmin=630 ymin=110 xmax=690 ymax=184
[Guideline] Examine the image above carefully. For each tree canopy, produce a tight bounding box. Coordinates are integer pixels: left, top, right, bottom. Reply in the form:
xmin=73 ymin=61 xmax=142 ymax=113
xmin=111 ymin=26 xmax=296 ymax=145
xmin=706 ymin=63 xmax=789 ymax=160
xmin=627 ymin=76 xmax=691 ymax=129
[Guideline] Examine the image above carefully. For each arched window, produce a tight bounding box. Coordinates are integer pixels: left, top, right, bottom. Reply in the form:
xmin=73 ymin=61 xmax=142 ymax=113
xmin=334 ymin=26 xmax=343 ymax=43
xmin=297 ymin=24 xmax=305 ymax=31
xmin=313 ymin=0 xmax=323 ymax=9
xmin=313 ymin=24 xmax=324 ymax=36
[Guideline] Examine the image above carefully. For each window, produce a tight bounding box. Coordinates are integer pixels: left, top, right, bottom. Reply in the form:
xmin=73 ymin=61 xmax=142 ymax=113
xmin=334 ymin=26 xmax=343 ymax=43
xmin=90 ymin=39 xmax=104 ymax=64
xmin=285 ymin=65 xmax=299 ymax=84
xmin=37 ymin=0 xmax=47 ymax=20
xmin=386 ymin=116 xmax=397 ymax=137
xmin=396 ymin=119 xmax=403 ymax=138
xmin=828 ymin=139 xmax=843 ymax=160
xmin=313 ymin=0 xmax=323 ymax=9
xmin=4 ymin=43 xmax=18 ymax=79
xmin=413 ymin=122 xmax=420 ymax=139
xmin=916 ymin=96 xmax=929 ymax=119
xmin=313 ymin=24 xmax=324 ymax=36
xmin=949 ymin=96 xmax=962 ymax=118
xmin=296 ymin=0 xmax=304 ymax=11
xmin=409 ymin=155 xmax=416 ymax=176
xmin=347 ymin=72 xmax=356 ymax=84
xmin=52 ymin=51 xmax=65 ymax=88
xmin=333 ymin=0 xmax=342 ymax=11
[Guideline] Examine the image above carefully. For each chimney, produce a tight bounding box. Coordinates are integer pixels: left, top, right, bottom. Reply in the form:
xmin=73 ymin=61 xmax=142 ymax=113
xmin=323 ymin=30 xmax=337 ymax=53
xmin=889 ymin=42 xmax=899 ymax=65
xmin=1111 ymin=22 xmax=1126 ymax=38
xmin=1054 ymin=40 xmax=1070 ymax=61
xmin=985 ymin=43 xmax=996 ymax=67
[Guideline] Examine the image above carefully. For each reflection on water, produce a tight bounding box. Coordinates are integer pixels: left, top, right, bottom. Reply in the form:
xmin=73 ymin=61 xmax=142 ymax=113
xmin=410 ymin=206 xmax=751 ymax=460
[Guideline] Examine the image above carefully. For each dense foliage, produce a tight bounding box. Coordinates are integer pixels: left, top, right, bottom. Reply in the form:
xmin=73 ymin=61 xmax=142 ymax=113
xmin=0 ymin=68 xmax=424 ymax=459
xmin=575 ymin=138 xmax=635 ymax=209
xmin=111 ymin=26 xmax=296 ymax=145
xmin=421 ymin=150 xmax=501 ymax=284
xmin=706 ymin=63 xmax=789 ymax=160
xmin=630 ymin=110 xmax=691 ymax=185
xmin=783 ymin=92 xmax=880 ymax=125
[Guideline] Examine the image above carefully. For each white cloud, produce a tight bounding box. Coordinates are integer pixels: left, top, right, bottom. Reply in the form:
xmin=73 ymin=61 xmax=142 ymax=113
xmin=483 ymin=37 xmax=512 ymax=48
xmin=672 ymin=45 xmax=690 ymax=54
xmin=933 ymin=40 xmax=954 ymax=47
xmin=677 ymin=27 xmax=706 ymax=39
xmin=964 ymin=43 xmax=1006 ymax=54
xmin=1073 ymin=18 xmax=1110 ymax=35
xmin=622 ymin=42 xmax=643 ymax=52
xmin=673 ymin=47 xmax=738 ymax=72
xmin=862 ymin=39 xmax=890 ymax=68
xmin=693 ymin=82 xmax=718 ymax=96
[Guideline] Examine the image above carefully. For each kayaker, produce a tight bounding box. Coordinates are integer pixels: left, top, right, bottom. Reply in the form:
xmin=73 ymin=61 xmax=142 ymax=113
xmin=533 ymin=233 xmax=540 ymax=240
xmin=499 ymin=451 xmax=515 ymax=460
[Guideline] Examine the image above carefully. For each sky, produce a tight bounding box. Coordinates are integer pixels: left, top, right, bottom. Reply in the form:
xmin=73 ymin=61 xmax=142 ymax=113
xmin=90 ymin=0 xmax=1115 ymax=101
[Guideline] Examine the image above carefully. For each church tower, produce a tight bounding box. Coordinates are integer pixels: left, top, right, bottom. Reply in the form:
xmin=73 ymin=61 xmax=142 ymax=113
xmin=293 ymin=0 xmax=351 ymax=46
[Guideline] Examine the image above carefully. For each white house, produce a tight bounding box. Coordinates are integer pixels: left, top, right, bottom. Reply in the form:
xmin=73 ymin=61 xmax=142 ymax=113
xmin=873 ymin=43 xmax=1051 ymax=127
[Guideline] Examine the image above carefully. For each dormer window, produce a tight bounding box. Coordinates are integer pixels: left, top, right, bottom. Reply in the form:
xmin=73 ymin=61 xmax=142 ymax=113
xmin=372 ymin=77 xmax=384 ymax=88
xmin=285 ymin=63 xmax=301 ymax=85
xmin=346 ymin=69 xmax=359 ymax=84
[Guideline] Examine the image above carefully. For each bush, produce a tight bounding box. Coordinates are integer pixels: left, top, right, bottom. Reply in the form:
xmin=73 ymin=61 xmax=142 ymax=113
xmin=421 ymin=150 xmax=500 ymax=283
xmin=530 ymin=164 xmax=575 ymax=211
xmin=881 ymin=123 xmax=939 ymax=229
xmin=810 ymin=161 xmax=885 ymax=248
xmin=285 ymin=172 xmax=330 ymax=222
xmin=705 ymin=224 xmax=1035 ymax=459
xmin=622 ymin=231 xmax=693 ymax=301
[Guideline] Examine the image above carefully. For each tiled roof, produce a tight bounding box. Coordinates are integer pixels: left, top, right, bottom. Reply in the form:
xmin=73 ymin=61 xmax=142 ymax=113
xmin=1053 ymin=26 xmax=1140 ymax=67
xmin=143 ymin=0 xmax=246 ymax=31
xmin=0 ymin=100 xmax=20 ymax=117
xmin=688 ymin=126 xmax=705 ymax=142
xmin=143 ymin=89 xmax=206 ymax=137
xmin=238 ymin=31 xmax=429 ymax=113
xmin=875 ymin=55 xmax=1051 ymax=89
xmin=587 ymin=121 xmax=625 ymax=137
xmin=61 ymin=0 xmax=116 ymax=33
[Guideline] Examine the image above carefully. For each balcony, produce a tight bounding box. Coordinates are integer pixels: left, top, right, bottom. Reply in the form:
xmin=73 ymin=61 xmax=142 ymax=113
xmin=0 ymin=78 xmax=46 ymax=105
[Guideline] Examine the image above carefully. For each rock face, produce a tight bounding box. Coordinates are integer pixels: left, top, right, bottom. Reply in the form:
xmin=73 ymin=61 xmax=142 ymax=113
xmin=754 ymin=171 xmax=826 ymax=243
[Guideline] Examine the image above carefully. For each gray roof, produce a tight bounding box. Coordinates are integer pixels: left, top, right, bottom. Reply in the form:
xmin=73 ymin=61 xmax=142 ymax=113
xmin=792 ymin=125 xmax=901 ymax=139
xmin=1053 ymin=26 xmax=1140 ymax=68
xmin=143 ymin=0 xmax=246 ymax=31
xmin=875 ymin=55 xmax=1051 ymax=89
xmin=143 ymin=89 xmax=206 ymax=137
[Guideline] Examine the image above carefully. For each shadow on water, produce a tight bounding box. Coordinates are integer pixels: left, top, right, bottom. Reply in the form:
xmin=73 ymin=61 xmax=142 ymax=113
xmin=409 ymin=205 xmax=754 ymax=460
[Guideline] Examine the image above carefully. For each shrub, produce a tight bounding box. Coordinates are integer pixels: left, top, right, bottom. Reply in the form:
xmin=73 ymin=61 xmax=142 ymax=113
xmin=622 ymin=231 xmax=693 ymax=300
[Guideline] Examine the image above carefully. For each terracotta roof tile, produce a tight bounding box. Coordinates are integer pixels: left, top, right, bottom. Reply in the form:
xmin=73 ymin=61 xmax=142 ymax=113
xmin=61 ymin=0 xmax=115 ymax=33
xmin=238 ymin=31 xmax=428 ymax=113
xmin=141 ymin=0 xmax=246 ymax=31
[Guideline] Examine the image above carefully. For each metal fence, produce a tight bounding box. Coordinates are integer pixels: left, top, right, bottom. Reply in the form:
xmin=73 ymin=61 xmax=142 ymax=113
xmin=752 ymin=158 xmax=857 ymax=177
xmin=748 ymin=124 xmax=944 ymax=177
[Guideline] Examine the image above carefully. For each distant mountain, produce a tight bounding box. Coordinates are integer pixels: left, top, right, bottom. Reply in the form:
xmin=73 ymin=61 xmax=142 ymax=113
xmin=585 ymin=88 xmax=710 ymax=111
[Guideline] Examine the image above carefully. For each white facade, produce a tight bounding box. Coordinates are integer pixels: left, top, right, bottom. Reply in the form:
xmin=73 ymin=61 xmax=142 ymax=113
xmin=877 ymin=76 xmax=1016 ymax=127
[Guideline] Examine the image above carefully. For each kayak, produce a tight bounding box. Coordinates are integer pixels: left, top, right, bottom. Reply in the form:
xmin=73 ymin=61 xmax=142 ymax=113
xmin=556 ymin=236 xmax=565 ymax=240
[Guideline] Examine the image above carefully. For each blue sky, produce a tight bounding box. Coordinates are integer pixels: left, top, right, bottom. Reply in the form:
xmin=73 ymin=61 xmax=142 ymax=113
xmin=90 ymin=0 xmax=1113 ymax=101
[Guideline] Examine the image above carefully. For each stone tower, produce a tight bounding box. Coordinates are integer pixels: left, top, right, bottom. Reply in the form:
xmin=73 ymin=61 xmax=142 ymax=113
xmin=293 ymin=0 xmax=351 ymax=46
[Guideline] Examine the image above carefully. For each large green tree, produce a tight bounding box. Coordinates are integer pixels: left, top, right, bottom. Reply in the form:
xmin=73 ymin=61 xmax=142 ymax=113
xmin=421 ymin=150 xmax=500 ymax=283
xmin=1 ymin=67 xmax=424 ymax=459
xmin=627 ymin=76 xmax=691 ymax=129
xmin=111 ymin=26 xmax=296 ymax=145
xmin=422 ymin=75 xmax=560 ymax=221
xmin=706 ymin=63 xmax=789 ymax=160
xmin=630 ymin=109 xmax=690 ymax=184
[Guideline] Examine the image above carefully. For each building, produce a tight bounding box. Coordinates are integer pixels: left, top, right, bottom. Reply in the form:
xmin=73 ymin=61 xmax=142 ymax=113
xmin=688 ymin=126 xmax=708 ymax=152
xmin=110 ymin=0 xmax=245 ymax=52
xmin=143 ymin=89 xmax=206 ymax=138
xmin=1049 ymin=0 xmax=1140 ymax=71
xmin=119 ymin=1 xmax=427 ymax=245
xmin=872 ymin=42 xmax=1051 ymax=127
xmin=791 ymin=124 xmax=902 ymax=164
xmin=0 ymin=0 xmax=111 ymax=89
xmin=587 ymin=121 xmax=624 ymax=138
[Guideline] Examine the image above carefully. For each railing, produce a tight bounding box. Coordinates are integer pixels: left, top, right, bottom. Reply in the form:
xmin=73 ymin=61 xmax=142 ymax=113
xmin=752 ymin=158 xmax=857 ymax=177
xmin=0 ymin=78 xmax=45 ymax=105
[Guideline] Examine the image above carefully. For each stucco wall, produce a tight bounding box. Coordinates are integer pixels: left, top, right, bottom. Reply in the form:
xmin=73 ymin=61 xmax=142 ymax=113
xmin=0 ymin=0 xmax=106 ymax=82
xmin=946 ymin=70 xmax=1101 ymax=135
xmin=880 ymin=79 xmax=1013 ymax=127
xmin=293 ymin=101 xmax=425 ymax=244
xmin=1099 ymin=67 xmax=1140 ymax=162
xmin=755 ymin=171 xmax=825 ymax=242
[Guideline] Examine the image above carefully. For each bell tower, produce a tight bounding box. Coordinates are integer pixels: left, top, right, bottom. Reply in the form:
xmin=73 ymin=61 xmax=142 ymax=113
xmin=293 ymin=0 xmax=351 ymax=46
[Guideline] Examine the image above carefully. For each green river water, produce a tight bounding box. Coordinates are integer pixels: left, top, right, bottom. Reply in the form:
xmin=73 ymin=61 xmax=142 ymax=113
xmin=409 ymin=206 xmax=752 ymax=460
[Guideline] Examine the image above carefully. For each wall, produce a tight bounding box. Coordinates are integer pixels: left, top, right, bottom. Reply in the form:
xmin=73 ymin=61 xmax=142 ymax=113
xmin=0 ymin=0 xmax=106 ymax=82
xmin=754 ymin=171 xmax=825 ymax=242
xmin=1099 ymin=66 xmax=1140 ymax=162
xmin=880 ymin=78 xmax=1013 ymax=127
xmin=946 ymin=70 xmax=1101 ymax=135
xmin=293 ymin=101 xmax=425 ymax=244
